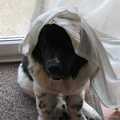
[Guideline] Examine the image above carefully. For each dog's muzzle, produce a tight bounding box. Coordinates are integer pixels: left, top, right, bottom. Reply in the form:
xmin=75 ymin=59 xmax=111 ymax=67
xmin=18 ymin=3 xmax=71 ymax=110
xmin=46 ymin=58 xmax=64 ymax=80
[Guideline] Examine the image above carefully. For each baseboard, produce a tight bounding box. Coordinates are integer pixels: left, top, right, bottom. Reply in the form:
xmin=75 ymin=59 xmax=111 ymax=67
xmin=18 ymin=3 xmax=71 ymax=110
xmin=0 ymin=36 xmax=23 ymax=63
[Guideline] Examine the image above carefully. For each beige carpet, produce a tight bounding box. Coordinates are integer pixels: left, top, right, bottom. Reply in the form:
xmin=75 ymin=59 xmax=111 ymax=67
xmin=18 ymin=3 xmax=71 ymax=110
xmin=0 ymin=63 xmax=37 ymax=120
xmin=0 ymin=62 xmax=105 ymax=120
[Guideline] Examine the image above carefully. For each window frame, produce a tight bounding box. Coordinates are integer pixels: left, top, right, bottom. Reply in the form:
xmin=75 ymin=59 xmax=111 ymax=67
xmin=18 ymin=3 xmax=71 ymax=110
xmin=0 ymin=36 xmax=23 ymax=62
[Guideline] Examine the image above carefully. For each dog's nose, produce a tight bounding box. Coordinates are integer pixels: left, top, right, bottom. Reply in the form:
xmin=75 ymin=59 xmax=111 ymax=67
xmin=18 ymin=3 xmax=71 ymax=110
xmin=46 ymin=58 xmax=63 ymax=79
xmin=47 ymin=63 xmax=62 ymax=75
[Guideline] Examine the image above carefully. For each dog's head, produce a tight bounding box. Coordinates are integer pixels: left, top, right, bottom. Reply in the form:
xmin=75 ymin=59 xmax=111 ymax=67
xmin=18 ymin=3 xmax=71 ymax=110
xmin=32 ymin=24 xmax=88 ymax=80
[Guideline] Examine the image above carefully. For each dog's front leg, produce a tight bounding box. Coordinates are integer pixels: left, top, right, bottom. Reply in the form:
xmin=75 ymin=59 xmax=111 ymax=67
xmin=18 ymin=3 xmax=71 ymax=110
xmin=36 ymin=93 xmax=58 ymax=120
xmin=33 ymin=81 xmax=58 ymax=120
xmin=66 ymin=95 xmax=84 ymax=120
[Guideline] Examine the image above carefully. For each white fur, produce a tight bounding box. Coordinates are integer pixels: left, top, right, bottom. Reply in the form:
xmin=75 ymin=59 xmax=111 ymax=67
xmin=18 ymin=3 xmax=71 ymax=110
xmin=17 ymin=64 xmax=34 ymax=97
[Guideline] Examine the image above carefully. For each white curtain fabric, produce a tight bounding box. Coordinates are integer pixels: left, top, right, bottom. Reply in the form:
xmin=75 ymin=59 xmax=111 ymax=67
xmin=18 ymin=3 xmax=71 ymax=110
xmin=29 ymin=0 xmax=120 ymax=109
xmin=83 ymin=0 xmax=120 ymax=109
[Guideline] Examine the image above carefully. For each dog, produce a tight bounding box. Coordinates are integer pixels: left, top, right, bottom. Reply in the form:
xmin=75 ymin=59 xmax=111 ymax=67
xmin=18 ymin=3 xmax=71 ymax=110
xmin=18 ymin=23 xmax=102 ymax=120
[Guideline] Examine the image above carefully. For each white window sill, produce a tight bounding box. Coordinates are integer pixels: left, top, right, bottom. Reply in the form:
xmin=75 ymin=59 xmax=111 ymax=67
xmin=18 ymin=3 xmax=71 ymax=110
xmin=0 ymin=36 xmax=23 ymax=63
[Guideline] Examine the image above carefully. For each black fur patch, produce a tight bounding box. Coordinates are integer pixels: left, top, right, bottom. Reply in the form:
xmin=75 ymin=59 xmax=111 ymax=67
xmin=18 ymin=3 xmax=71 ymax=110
xmin=22 ymin=56 xmax=33 ymax=81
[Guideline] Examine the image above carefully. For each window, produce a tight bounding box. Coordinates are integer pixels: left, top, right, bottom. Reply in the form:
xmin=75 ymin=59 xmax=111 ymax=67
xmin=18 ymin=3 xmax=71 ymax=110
xmin=0 ymin=0 xmax=35 ymax=62
xmin=0 ymin=0 xmax=106 ymax=62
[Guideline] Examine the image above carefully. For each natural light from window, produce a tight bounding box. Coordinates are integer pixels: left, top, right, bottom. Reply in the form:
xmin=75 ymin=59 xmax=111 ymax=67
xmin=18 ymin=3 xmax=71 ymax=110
xmin=0 ymin=0 xmax=35 ymax=37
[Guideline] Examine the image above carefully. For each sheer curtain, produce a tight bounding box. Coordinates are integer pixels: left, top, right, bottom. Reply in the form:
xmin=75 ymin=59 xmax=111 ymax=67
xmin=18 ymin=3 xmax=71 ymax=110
xmin=31 ymin=0 xmax=120 ymax=109
xmin=84 ymin=0 xmax=120 ymax=109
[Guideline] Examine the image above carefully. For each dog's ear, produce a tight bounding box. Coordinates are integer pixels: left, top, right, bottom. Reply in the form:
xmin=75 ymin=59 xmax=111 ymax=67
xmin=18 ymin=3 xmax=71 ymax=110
xmin=72 ymin=55 xmax=88 ymax=79
xmin=32 ymin=25 xmax=51 ymax=63
xmin=32 ymin=33 xmax=42 ymax=63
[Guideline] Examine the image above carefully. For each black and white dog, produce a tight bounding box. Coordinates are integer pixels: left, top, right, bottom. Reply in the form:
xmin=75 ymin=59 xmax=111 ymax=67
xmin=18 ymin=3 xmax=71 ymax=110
xmin=18 ymin=23 xmax=102 ymax=120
